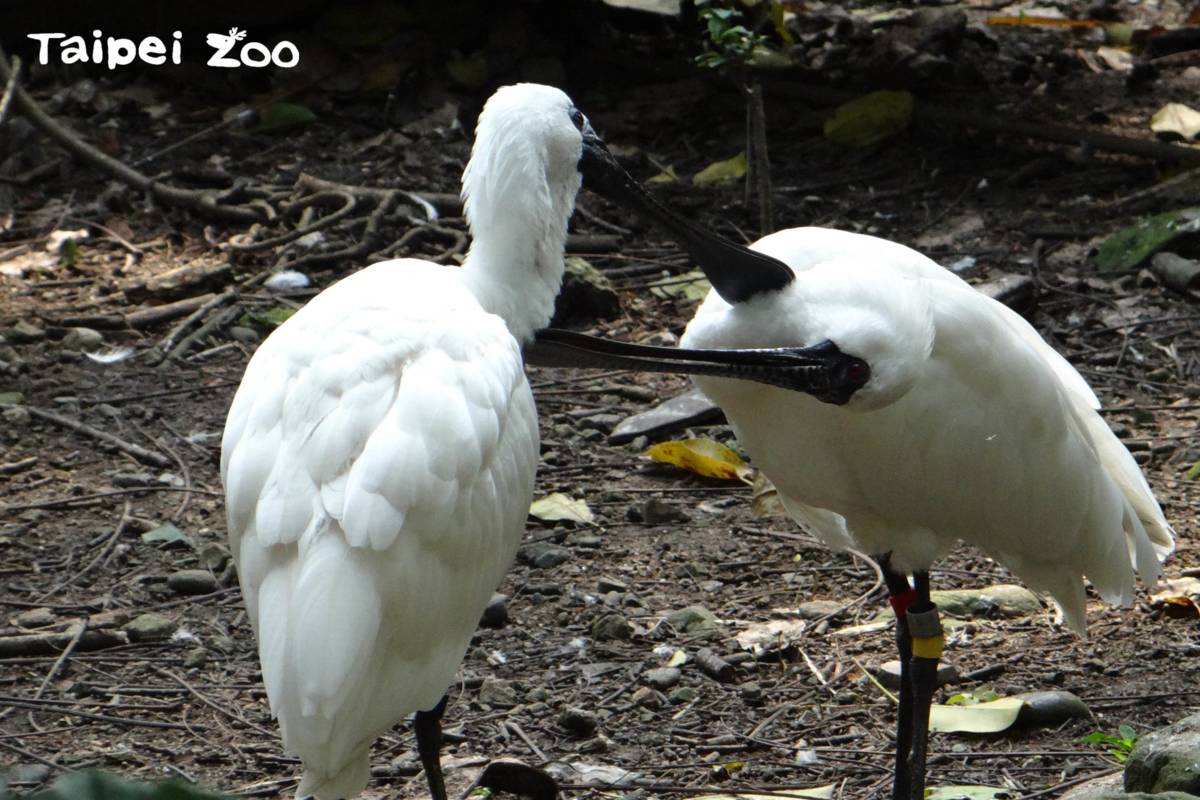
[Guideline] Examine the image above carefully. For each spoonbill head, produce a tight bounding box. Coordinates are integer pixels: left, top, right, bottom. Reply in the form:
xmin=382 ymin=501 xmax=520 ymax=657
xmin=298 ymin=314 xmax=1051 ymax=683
xmin=222 ymin=83 xmax=610 ymax=800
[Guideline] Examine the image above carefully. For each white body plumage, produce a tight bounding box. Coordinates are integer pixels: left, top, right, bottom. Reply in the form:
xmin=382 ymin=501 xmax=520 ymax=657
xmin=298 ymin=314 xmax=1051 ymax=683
xmin=221 ymin=84 xmax=587 ymax=799
xmin=681 ymin=227 xmax=1173 ymax=632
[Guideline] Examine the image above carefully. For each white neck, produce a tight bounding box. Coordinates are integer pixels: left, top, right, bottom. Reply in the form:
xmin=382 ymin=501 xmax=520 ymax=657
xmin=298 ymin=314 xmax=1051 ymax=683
xmin=460 ymin=176 xmax=577 ymax=345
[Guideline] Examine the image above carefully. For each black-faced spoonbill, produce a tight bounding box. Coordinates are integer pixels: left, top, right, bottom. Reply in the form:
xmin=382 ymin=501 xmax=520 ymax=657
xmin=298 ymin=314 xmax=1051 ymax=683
xmin=536 ymin=141 xmax=1175 ymax=800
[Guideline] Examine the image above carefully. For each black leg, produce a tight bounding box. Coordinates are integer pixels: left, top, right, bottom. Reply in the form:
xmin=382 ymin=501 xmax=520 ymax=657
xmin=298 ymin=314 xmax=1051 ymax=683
xmin=414 ymin=695 xmax=449 ymax=800
xmin=906 ymin=571 xmax=942 ymax=800
xmin=877 ymin=553 xmax=915 ymax=800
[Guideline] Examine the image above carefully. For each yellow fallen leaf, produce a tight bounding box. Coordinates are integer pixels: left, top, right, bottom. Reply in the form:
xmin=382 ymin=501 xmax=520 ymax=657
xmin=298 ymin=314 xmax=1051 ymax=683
xmin=929 ymin=697 xmax=1025 ymax=734
xmin=693 ymin=152 xmax=747 ymax=185
xmin=751 ymin=472 xmax=785 ymax=518
xmin=645 ymin=438 xmax=754 ymax=484
xmin=1151 ymin=102 xmax=1200 ymax=142
xmin=529 ymin=492 xmax=594 ymax=524
xmin=647 ymin=164 xmax=679 ymax=184
xmin=823 ymin=90 xmax=913 ymax=148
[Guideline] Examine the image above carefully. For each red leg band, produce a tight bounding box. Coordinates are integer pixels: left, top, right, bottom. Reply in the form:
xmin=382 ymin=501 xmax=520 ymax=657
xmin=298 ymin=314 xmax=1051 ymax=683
xmin=888 ymin=588 xmax=916 ymax=617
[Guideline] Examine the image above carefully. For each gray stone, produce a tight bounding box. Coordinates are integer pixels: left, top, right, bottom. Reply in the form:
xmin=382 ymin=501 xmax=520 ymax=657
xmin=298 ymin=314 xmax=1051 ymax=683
xmin=519 ymin=542 xmax=570 ymax=569
xmin=669 ymin=686 xmax=698 ymax=704
xmin=10 ymin=321 xmax=44 ymax=342
xmin=739 ymin=681 xmax=763 ymax=704
xmin=558 ymin=706 xmax=598 ymax=736
xmin=591 ymin=612 xmax=632 ymax=641
xmin=629 ymin=498 xmax=689 ymax=525
xmin=167 ymin=569 xmax=218 ymax=596
xmin=796 ymin=599 xmax=845 ymax=619
xmin=14 ymin=607 xmax=55 ymax=628
xmin=1126 ymin=712 xmax=1200 ymax=794
xmin=477 ymin=676 xmax=519 ymax=708
xmin=931 ymin=584 xmax=1043 ymax=619
xmin=552 ymin=256 xmax=620 ymax=325
xmin=666 ymin=604 xmax=719 ymax=636
xmin=479 ymin=593 xmax=508 ymax=628
xmin=631 ymin=686 xmax=664 ymax=708
xmin=597 ymin=576 xmax=628 ymax=593
xmin=123 ymin=613 xmax=176 ymax=641
xmin=1014 ymin=690 xmax=1092 ymax=727
xmin=2 ymin=405 xmax=30 ymax=425
xmin=579 ymin=414 xmax=622 ymax=433
xmin=61 ymin=327 xmax=103 ymax=351
xmin=643 ymin=667 xmax=681 ymax=690
xmin=874 ymin=659 xmax=960 ymax=690
xmin=183 ymin=646 xmax=208 ymax=669
xmin=229 ymin=326 xmax=259 ymax=344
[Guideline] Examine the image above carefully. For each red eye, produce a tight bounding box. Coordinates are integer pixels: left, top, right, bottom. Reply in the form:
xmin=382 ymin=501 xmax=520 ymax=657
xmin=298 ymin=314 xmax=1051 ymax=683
xmin=845 ymin=359 xmax=870 ymax=385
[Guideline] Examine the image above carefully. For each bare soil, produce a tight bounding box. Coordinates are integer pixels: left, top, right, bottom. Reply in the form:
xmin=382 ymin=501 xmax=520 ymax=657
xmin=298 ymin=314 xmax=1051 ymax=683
xmin=1 ymin=5 xmax=1198 ymax=799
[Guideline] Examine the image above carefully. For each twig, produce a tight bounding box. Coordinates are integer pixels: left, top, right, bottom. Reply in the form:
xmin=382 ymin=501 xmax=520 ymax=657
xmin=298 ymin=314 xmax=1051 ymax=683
xmin=0 ymin=456 xmax=37 ymax=474
xmin=161 ymin=306 xmax=239 ymax=364
xmin=0 ymin=54 xmax=20 ymax=127
xmin=0 ymin=485 xmax=220 ymax=514
xmin=0 ymin=696 xmax=202 ymax=731
xmin=37 ymin=501 xmax=133 ymax=601
xmin=0 ymin=44 xmax=263 ymax=223
xmin=154 ymin=291 xmax=236 ymax=362
xmin=25 ymin=406 xmax=171 ymax=468
xmin=32 ymin=621 xmax=86 ymax=699
xmin=504 ymin=719 xmax=548 ymax=763
xmin=155 ymin=667 xmax=275 ymax=738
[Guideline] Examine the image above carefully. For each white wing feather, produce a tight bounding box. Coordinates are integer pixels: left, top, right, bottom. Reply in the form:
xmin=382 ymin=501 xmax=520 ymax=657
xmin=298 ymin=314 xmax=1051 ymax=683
xmin=221 ymin=260 xmax=537 ymax=799
xmin=685 ymin=228 xmax=1172 ymax=633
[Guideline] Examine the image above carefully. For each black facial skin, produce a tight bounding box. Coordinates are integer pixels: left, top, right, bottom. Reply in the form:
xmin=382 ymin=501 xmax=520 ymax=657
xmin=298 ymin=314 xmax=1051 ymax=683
xmin=577 ymin=129 xmax=795 ymax=305
xmin=525 ymin=329 xmax=870 ymax=406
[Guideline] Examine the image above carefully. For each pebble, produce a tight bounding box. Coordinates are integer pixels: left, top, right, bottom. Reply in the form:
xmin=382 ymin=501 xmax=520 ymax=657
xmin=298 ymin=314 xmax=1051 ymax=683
xmin=643 ymin=667 xmax=681 ymax=690
xmin=198 ymin=543 xmax=231 ymax=571
xmin=795 ymin=599 xmax=845 ymax=619
xmin=167 ymin=569 xmax=218 ymax=596
xmin=3 ymin=405 xmax=31 ymax=425
xmin=630 ymin=498 xmax=690 ymax=525
xmin=183 ymin=646 xmax=208 ymax=669
xmin=578 ymin=413 xmax=622 ymax=433
xmin=874 ymin=659 xmax=960 ymax=690
xmin=229 ymin=326 xmax=259 ymax=344
xmin=61 ymin=327 xmax=103 ymax=351
xmin=631 ymin=686 xmax=664 ymax=708
xmin=597 ymin=576 xmax=628 ymax=593
xmin=519 ymin=542 xmax=570 ymax=569
xmin=10 ymin=321 xmax=45 ymax=342
xmin=479 ymin=593 xmax=509 ymax=628
xmin=123 ymin=613 xmax=177 ymax=641
xmin=931 ymin=584 xmax=1042 ymax=618
xmin=559 ymin=706 xmax=598 ymax=736
xmin=477 ymin=676 xmax=519 ymax=707
xmin=591 ymin=612 xmax=632 ymax=641
xmin=669 ymin=686 xmax=698 ymax=704
xmin=739 ymin=681 xmax=763 ymax=704
xmin=14 ymin=607 xmax=55 ymax=628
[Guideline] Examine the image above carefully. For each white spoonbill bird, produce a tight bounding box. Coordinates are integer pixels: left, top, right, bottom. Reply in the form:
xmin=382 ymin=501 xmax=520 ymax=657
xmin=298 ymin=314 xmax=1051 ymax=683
xmin=539 ymin=145 xmax=1175 ymax=800
xmin=221 ymin=83 xmax=613 ymax=800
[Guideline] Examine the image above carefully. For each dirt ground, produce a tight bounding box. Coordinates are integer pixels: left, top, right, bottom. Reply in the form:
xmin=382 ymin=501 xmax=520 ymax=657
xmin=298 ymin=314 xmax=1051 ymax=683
xmin=2 ymin=3 xmax=1199 ymax=799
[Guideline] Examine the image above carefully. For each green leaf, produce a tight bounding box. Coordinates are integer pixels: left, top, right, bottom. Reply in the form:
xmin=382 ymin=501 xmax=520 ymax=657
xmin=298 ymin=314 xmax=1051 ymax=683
xmin=446 ymin=50 xmax=489 ymax=89
xmin=529 ymin=493 xmax=594 ymax=524
xmin=1095 ymin=207 xmax=1200 ymax=273
xmin=141 ymin=522 xmax=189 ymax=546
xmin=240 ymin=306 xmax=297 ymax=331
xmin=30 ymin=770 xmax=230 ymax=800
xmin=926 ymin=787 xmax=1014 ymax=800
xmin=823 ymin=90 xmax=914 ymax=148
xmin=0 ymin=391 xmax=25 ymax=405
xmin=693 ymin=152 xmax=747 ymax=185
xmin=647 ymin=164 xmax=679 ymax=184
xmin=648 ymin=269 xmax=712 ymax=302
xmin=929 ymin=697 xmax=1025 ymax=734
xmin=255 ymin=102 xmax=317 ymax=133
xmin=945 ymin=687 xmax=1002 ymax=706
xmin=1118 ymin=723 xmax=1136 ymax=740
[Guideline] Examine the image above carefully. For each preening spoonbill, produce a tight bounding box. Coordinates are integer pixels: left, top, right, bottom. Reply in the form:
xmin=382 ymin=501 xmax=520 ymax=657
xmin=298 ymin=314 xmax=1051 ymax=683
xmin=539 ymin=143 xmax=1175 ymax=800
xmin=222 ymin=83 xmax=616 ymax=800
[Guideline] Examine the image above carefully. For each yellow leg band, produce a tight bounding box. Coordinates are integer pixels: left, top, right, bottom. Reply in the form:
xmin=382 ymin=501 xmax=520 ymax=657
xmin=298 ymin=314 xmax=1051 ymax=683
xmin=911 ymin=635 xmax=944 ymax=659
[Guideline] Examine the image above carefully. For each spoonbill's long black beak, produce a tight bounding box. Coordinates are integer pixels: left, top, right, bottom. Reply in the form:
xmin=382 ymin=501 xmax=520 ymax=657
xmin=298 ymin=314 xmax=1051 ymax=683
xmin=578 ymin=131 xmax=794 ymax=305
xmin=526 ymin=329 xmax=870 ymax=406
